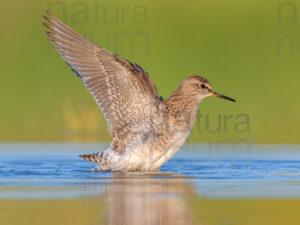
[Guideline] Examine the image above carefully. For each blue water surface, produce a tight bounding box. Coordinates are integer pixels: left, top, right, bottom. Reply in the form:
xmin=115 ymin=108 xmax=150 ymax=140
xmin=0 ymin=143 xmax=300 ymax=199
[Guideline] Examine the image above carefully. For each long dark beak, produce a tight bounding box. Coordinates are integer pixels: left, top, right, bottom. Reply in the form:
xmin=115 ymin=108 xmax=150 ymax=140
xmin=211 ymin=91 xmax=236 ymax=102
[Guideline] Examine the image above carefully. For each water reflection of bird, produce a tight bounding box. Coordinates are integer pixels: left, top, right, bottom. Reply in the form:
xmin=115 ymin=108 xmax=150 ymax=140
xmin=43 ymin=11 xmax=235 ymax=172
xmin=105 ymin=173 xmax=196 ymax=225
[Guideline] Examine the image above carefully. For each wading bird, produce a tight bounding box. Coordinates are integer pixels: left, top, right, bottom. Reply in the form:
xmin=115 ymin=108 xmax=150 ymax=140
xmin=43 ymin=11 xmax=235 ymax=172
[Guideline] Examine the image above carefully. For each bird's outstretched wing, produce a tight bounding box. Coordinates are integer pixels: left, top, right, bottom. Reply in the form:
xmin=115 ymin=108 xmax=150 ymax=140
xmin=43 ymin=11 xmax=162 ymax=152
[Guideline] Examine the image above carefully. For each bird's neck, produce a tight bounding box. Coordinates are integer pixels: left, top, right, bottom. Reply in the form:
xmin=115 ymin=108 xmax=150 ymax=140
xmin=164 ymin=86 xmax=202 ymax=129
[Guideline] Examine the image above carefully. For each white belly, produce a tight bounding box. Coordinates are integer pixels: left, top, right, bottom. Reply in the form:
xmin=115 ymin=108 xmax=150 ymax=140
xmin=148 ymin=133 xmax=188 ymax=171
xmin=109 ymin=132 xmax=189 ymax=172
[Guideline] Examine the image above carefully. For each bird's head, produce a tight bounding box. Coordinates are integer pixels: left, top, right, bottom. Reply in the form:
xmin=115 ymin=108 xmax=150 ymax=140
xmin=180 ymin=75 xmax=236 ymax=102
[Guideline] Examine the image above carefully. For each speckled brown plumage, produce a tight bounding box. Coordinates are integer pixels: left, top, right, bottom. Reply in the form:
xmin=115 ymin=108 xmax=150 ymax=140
xmin=43 ymin=11 xmax=235 ymax=172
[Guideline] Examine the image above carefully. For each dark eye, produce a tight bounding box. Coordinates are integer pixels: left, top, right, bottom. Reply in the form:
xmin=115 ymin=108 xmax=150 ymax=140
xmin=200 ymin=84 xmax=206 ymax=89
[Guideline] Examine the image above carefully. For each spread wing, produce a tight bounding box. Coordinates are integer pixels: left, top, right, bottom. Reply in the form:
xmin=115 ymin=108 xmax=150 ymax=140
xmin=43 ymin=11 xmax=162 ymax=150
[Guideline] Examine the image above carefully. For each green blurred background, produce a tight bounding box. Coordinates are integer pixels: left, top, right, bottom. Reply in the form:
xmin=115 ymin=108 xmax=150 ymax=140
xmin=0 ymin=0 xmax=299 ymax=144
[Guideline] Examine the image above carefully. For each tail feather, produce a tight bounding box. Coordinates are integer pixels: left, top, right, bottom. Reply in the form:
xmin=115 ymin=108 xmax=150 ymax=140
xmin=79 ymin=152 xmax=104 ymax=163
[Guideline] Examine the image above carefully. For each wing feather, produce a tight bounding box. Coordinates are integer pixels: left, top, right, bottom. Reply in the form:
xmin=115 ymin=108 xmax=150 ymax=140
xmin=43 ymin=11 xmax=162 ymax=152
